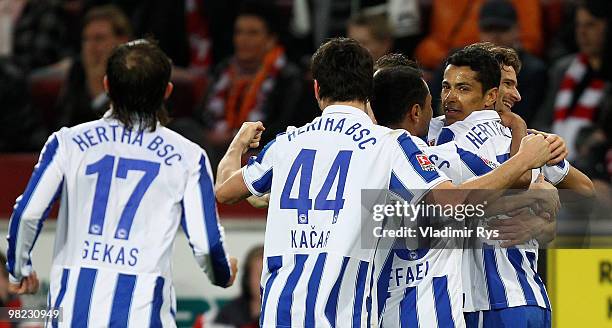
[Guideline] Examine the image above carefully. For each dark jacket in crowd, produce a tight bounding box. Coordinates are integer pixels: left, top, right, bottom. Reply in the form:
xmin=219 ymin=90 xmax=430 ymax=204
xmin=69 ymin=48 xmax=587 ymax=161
xmin=200 ymin=59 xmax=312 ymax=146
xmin=0 ymin=58 xmax=47 ymax=152
xmin=54 ymin=57 xmax=110 ymax=130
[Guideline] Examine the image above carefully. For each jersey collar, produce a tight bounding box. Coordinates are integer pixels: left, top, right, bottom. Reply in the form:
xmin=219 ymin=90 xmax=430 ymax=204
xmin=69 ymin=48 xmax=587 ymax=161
xmin=322 ymin=105 xmax=372 ymax=121
xmin=461 ymin=109 xmax=500 ymax=122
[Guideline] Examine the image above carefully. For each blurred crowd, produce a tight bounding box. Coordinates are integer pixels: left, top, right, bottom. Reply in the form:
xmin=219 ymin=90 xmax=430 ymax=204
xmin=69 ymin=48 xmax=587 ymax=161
xmin=0 ymin=0 xmax=611 ymax=191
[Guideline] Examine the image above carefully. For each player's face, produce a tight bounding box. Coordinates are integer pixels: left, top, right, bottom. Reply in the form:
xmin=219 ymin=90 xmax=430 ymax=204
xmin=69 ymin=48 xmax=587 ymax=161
xmin=82 ymin=20 xmax=123 ymax=68
xmin=575 ymin=8 xmax=606 ymax=58
xmin=234 ymin=16 xmax=275 ymax=65
xmin=441 ymin=65 xmax=489 ymax=125
xmin=496 ymin=65 xmax=521 ymax=113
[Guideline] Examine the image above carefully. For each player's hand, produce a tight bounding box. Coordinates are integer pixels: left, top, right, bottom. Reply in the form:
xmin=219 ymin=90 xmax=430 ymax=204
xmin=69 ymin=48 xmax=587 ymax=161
xmin=528 ymin=174 xmax=560 ymax=221
xmin=527 ymin=129 xmax=568 ymax=165
xmin=232 ymin=122 xmax=265 ymax=154
xmin=498 ymin=111 xmax=526 ymax=131
xmin=247 ymin=194 xmax=270 ymax=208
xmin=489 ymin=211 xmax=548 ymax=247
xmin=544 ymin=134 xmax=567 ymax=165
xmin=8 ymin=271 xmax=40 ymax=295
xmin=517 ymin=134 xmax=550 ymax=168
xmin=226 ymin=257 xmax=238 ymax=287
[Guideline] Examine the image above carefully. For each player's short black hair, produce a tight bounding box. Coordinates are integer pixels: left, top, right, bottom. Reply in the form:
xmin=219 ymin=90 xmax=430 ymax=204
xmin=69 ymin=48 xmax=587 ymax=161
xmin=375 ymin=53 xmax=419 ymax=71
xmin=445 ymin=46 xmax=501 ymax=95
xmin=106 ymin=39 xmax=170 ymax=131
xmin=371 ymin=66 xmax=429 ymax=126
xmin=311 ymin=37 xmax=373 ymax=103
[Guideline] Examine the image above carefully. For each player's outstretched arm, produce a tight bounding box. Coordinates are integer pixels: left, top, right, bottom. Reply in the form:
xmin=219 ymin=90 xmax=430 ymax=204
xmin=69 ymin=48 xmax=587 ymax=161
xmin=182 ymin=152 xmax=236 ymax=287
xmin=555 ymin=166 xmax=595 ymax=198
xmin=7 ymin=133 xmax=65 ymax=288
xmin=216 ymin=122 xmax=265 ymax=204
xmin=427 ymin=134 xmax=552 ymax=206
xmin=500 ymin=111 xmax=532 ymax=188
xmin=528 ymin=129 xmax=594 ymax=198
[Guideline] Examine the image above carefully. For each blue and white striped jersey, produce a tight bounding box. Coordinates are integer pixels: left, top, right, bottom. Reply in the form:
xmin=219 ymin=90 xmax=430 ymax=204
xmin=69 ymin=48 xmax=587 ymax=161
xmin=242 ymin=105 xmax=450 ymax=328
xmin=374 ymin=142 xmax=500 ymax=328
xmin=427 ymin=110 xmax=559 ymax=312
xmin=7 ymin=112 xmax=231 ymax=327
xmin=427 ymin=112 xmax=569 ymax=185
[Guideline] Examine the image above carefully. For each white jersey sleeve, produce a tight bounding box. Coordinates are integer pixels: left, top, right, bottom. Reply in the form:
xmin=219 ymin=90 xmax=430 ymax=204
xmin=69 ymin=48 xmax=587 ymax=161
xmin=541 ymin=160 xmax=570 ymax=185
xmin=422 ymin=142 xmax=498 ymax=183
xmin=7 ymin=131 xmax=66 ymax=283
xmin=180 ymin=152 xmax=232 ymax=287
xmin=242 ymin=139 xmax=276 ymax=197
xmin=389 ymin=132 xmax=450 ymax=202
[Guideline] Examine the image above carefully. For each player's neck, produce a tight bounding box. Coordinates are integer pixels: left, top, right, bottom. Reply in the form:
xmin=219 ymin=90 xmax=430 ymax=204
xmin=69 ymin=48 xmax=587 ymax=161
xmin=319 ymin=100 xmax=367 ymax=113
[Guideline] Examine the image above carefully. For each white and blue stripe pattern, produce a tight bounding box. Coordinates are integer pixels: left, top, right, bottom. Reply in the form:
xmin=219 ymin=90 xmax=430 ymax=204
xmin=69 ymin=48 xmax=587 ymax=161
xmin=259 ymin=254 xmax=372 ymax=328
xmin=8 ymin=135 xmax=62 ymax=280
xmin=427 ymin=111 xmax=553 ymax=312
xmin=46 ymin=266 xmax=174 ymax=327
xmin=8 ymin=116 xmax=233 ymax=328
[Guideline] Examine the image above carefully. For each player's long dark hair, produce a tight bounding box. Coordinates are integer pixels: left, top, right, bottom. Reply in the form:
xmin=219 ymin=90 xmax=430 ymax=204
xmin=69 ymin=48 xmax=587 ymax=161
xmin=106 ymin=39 xmax=170 ymax=131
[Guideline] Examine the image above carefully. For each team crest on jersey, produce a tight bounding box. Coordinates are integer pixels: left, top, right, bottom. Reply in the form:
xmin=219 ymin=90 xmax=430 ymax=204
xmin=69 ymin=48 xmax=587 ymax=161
xmin=479 ymin=156 xmax=498 ymax=169
xmin=416 ymin=154 xmax=436 ymax=171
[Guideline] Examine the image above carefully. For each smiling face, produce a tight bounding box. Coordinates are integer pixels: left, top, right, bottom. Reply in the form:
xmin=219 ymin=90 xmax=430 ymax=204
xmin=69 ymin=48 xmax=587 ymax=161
xmin=441 ymin=65 xmax=497 ymax=125
xmin=496 ymin=65 xmax=521 ymax=113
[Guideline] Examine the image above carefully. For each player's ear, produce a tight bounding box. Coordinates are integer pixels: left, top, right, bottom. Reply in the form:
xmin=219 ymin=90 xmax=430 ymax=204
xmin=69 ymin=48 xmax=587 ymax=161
xmin=313 ymin=79 xmax=320 ymax=101
xmin=103 ymin=75 xmax=109 ymax=93
xmin=164 ymin=82 xmax=174 ymax=100
xmin=410 ymin=103 xmax=421 ymax=121
xmin=484 ymin=87 xmax=498 ymax=108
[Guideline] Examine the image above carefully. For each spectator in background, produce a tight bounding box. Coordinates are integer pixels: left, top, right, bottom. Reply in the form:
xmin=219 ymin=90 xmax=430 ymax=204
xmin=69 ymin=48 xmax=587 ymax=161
xmin=534 ymin=0 xmax=610 ymax=161
xmin=83 ymin=0 xmax=190 ymax=67
xmin=414 ymin=0 xmax=542 ymax=70
xmin=54 ymin=5 xmax=131 ymax=129
xmin=347 ymin=11 xmax=394 ymax=62
xmin=477 ymin=0 xmax=547 ymax=125
xmin=197 ymin=2 xmax=302 ymax=166
xmin=214 ymin=245 xmax=263 ymax=327
xmin=572 ymin=3 xmax=612 ymax=203
xmin=428 ymin=0 xmax=547 ymax=124
xmin=0 ymin=58 xmax=47 ymax=152
xmin=1 ymin=0 xmax=72 ymax=72
xmin=193 ymin=245 xmax=264 ymax=328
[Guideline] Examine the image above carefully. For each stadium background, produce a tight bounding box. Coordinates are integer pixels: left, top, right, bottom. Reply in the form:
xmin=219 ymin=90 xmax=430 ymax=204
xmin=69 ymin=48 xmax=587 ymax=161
xmin=0 ymin=0 xmax=611 ymax=327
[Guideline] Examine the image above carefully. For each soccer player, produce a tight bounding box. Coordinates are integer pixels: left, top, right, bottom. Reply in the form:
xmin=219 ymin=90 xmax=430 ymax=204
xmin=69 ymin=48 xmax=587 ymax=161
xmin=369 ymin=55 xmax=559 ymax=327
xmin=214 ymin=38 xmax=551 ymax=327
xmin=6 ymin=40 xmax=237 ymax=327
xmin=428 ymin=45 xmax=594 ymax=328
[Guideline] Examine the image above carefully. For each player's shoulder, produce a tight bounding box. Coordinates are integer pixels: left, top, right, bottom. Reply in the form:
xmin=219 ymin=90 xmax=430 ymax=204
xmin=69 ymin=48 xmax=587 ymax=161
xmin=425 ymin=141 xmax=458 ymax=155
xmin=387 ymin=128 xmax=430 ymax=153
xmin=51 ymin=118 xmax=106 ymax=146
xmin=59 ymin=118 xmax=104 ymax=135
